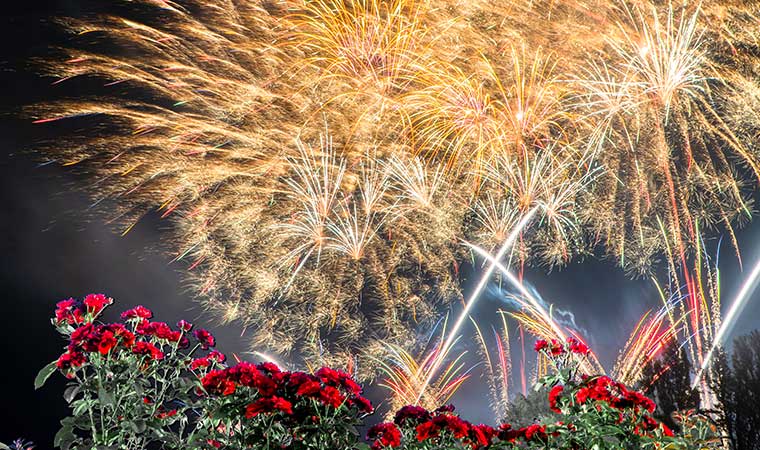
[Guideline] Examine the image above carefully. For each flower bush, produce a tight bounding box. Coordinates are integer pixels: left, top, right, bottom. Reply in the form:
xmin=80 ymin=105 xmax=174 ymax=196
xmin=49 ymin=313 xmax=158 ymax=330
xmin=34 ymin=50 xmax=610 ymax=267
xmin=193 ymin=362 xmax=374 ymax=449
xmin=365 ymin=338 xmax=721 ymax=450
xmin=37 ymin=295 xmax=224 ymax=450
xmin=37 ymin=295 xmax=720 ymax=450
xmin=37 ymin=295 xmax=373 ymax=450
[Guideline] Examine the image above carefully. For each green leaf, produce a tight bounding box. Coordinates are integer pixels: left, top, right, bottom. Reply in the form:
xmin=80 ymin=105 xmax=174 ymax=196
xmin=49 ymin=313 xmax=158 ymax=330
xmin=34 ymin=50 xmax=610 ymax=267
xmin=0 ymin=443 xmax=11 ymax=450
xmin=72 ymin=399 xmax=93 ymax=416
xmin=129 ymin=419 xmax=147 ymax=434
xmin=98 ymin=387 xmax=114 ymax=406
xmin=54 ymin=418 xmax=77 ymax=450
xmin=34 ymin=360 xmax=58 ymax=390
xmin=63 ymin=385 xmax=81 ymax=403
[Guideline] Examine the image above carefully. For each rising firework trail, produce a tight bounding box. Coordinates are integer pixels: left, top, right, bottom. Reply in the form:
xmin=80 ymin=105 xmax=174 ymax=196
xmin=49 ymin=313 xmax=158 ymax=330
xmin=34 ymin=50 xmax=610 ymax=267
xmin=464 ymin=242 xmax=604 ymax=375
xmin=414 ymin=206 xmax=538 ymax=403
xmin=694 ymin=252 xmax=760 ymax=388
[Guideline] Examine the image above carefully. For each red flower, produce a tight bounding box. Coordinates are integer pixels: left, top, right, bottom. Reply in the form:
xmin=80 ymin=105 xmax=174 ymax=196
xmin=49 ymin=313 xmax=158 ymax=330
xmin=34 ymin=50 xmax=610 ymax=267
xmin=497 ymin=423 xmax=521 ymax=442
xmin=416 ymin=421 xmax=439 ymax=441
xmin=257 ymin=362 xmax=281 ymax=374
xmin=109 ymin=323 xmax=135 ymax=348
xmin=351 ymin=395 xmax=374 ymax=414
xmin=367 ymin=422 xmax=401 ymax=449
xmin=434 ymin=404 xmax=455 ymax=413
xmin=470 ymin=424 xmax=496 ymax=448
xmin=534 ymin=339 xmax=549 ymax=352
xmin=191 ymin=357 xmax=211 ymax=370
xmin=319 ymin=385 xmax=345 ymax=408
xmin=549 ymin=339 xmax=565 ymax=356
xmin=548 ymin=385 xmax=564 ymax=413
xmin=70 ymin=323 xmax=98 ymax=351
xmin=575 ymin=387 xmax=590 ymax=404
xmin=194 ymin=328 xmax=215 ymax=349
xmin=156 ymin=409 xmax=177 ymax=419
xmin=208 ymin=350 xmax=226 ymax=362
xmin=54 ymin=298 xmax=85 ymax=325
xmin=523 ymin=424 xmax=547 ymax=442
xmin=83 ymin=294 xmax=112 ymax=316
xmin=138 ymin=321 xmax=182 ymax=343
xmin=96 ymin=330 xmax=118 ymax=355
xmin=295 ymin=379 xmax=322 ymax=397
xmin=315 ymin=366 xmax=344 ymax=385
xmin=567 ymin=337 xmax=589 ymax=354
xmin=56 ymin=350 xmax=86 ymax=375
xmin=623 ymin=390 xmax=656 ymax=413
xmin=201 ymin=369 xmax=236 ymax=396
xmin=120 ymin=305 xmax=153 ymax=321
xmin=434 ymin=414 xmax=469 ymax=439
xmin=206 ymin=440 xmax=222 ymax=449
xmin=132 ymin=341 xmax=164 ymax=361
xmin=394 ymin=405 xmax=430 ymax=426
xmin=244 ymin=396 xmax=293 ymax=418
xmin=176 ymin=320 xmax=193 ymax=332
xmin=661 ymin=423 xmax=674 ymax=437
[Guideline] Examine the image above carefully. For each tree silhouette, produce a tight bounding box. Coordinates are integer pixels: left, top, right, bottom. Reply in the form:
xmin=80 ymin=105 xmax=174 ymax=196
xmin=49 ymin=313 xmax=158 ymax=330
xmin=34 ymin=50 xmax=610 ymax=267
xmin=712 ymin=331 xmax=760 ymax=450
xmin=640 ymin=342 xmax=699 ymax=431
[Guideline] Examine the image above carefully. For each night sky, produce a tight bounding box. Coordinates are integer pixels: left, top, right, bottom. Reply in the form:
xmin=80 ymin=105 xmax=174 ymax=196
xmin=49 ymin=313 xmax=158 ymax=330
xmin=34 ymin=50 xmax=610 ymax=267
xmin=2 ymin=2 xmax=760 ymax=447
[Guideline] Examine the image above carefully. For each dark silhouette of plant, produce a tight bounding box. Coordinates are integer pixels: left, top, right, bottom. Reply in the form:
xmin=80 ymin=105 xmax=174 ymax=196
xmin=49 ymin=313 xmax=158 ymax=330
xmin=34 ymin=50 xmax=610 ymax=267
xmin=710 ymin=331 xmax=760 ymax=450
xmin=640 ymin=342 xmax=699 ymax=431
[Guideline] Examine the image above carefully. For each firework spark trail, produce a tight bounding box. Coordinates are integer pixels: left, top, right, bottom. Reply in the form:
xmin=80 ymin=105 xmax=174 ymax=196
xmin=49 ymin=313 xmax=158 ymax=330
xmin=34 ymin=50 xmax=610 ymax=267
xmin=374 ymin=318 xmax=474 ymax=411
xmin=471 ymin=313 xmax=511 ymax=417
xmin=464 ymin=242 xmax=604 ymax=375
xmin=694 ymin=253 xmax=760 ymax=388
xmin=414 ymin=206 xmax=538 ymax=404
xmin=612 ymin=302 xmax=684 ymax=386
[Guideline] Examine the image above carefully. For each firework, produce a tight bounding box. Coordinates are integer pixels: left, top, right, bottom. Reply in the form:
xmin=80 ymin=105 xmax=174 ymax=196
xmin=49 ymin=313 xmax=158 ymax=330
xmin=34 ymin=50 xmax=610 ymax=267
xmin=471 ymin=313 xmax=511 ymax=418
xmin=695 ymin=252 xmax=760 ymax=389
xmin=612 ymin=301 xmax=683 ymax=386
xmin=415 ymin=207 xmax=539 ymax=403
xmin=29 ymin=0 xmax=760 ymax=374
xmin=374 ymin=318 xmax=473 ymax=412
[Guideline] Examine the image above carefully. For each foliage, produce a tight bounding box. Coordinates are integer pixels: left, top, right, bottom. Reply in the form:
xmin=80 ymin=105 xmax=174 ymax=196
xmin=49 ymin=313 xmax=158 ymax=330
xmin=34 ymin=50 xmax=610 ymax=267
xmin=501 ymin=388 xmax=552 ymax=428
xmin=710 ymin=331 xmax=760 ymax=450
xmin=639 ymin=342 xmax=700 ymax=431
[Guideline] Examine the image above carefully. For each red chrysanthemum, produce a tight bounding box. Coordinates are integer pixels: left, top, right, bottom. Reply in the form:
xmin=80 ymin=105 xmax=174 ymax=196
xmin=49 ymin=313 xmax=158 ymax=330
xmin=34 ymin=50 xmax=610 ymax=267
xmin=56 ymin=350 xmax=87 ymax=375
xmin=367 ymin=422 xmax=401 ymax=449
xmin=548 ymin=385 xmax=564 ymax=413
xmin=523 ymin=424 xmax=547 ymax=442
xmin=132 ymin=341 xmax=164 ymax=361
xmin=244 ymin=396 xmax=293 ymax=418
xmin=120 ymin=305 xmax=153 ymax=321
xmin=201 ymin=369 xmax=236 ymax=396
xmin=54 ymin=298 xmax=85 ymax=325
xmin=567 ymin=337 xmax=589 ymax=354
xmin=319 ymin=385 xmax=345 ymax=408
xmin=176 ymin=320 xmax=193 ymax=332
xmin=394 ymin=405 xmax=430 ymax=426
xmin=295 ymin=379 xmax=322 ymax=397
xmin=194 ymin=328 xmax=215 ymax=349
xmin=83 ymin=294 xmax=112 ymax=316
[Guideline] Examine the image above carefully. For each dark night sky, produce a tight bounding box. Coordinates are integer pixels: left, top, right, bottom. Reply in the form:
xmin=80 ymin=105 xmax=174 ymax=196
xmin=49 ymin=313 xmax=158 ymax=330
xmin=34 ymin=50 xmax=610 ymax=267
xmin=2 ymin=1 xmax=760 ymax=447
